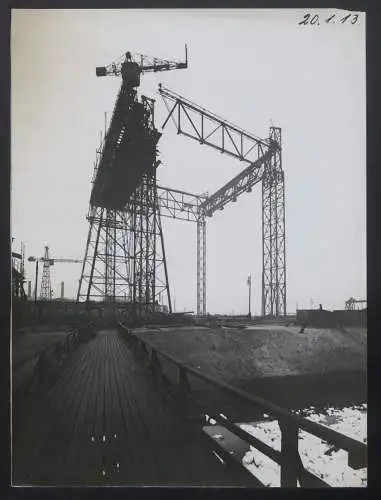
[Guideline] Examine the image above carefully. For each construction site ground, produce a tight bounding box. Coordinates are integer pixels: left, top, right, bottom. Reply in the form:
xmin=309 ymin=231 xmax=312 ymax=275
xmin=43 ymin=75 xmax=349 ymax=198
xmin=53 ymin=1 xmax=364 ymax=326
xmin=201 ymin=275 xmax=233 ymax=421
xmin=134 ymin=323 xmax=367 ymax=417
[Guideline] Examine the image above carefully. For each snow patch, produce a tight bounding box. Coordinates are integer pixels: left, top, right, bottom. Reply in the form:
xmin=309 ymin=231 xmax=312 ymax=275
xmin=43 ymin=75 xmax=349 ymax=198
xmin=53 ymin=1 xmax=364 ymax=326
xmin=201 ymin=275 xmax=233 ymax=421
xmin=239 ymin=405 xmax=367 ymax=487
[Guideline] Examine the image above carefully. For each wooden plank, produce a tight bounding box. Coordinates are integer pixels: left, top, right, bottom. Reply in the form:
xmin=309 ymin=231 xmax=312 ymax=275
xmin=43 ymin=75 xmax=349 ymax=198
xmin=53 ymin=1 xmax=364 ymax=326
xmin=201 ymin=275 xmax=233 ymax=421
xmin=102 ymin=332 xmax=121 ymax=482
xmin=117 ymin=334 xmax=176 ymax=483
xmin=37 ymin=342 xmax=95 ymax=482
xmin=106 ymin=330 xmax=137 ymax=480
xmin=119 ymin=333 xmax=257 ymax=485
xmin=111 ymin=331 xmax=159 ymax=483
xmin=19 ymin=343 xmax=92 ymax=483
xmin=106 ymin=330 xmax=142 ymax=483
xmin=58 ymin=338 xmax=99 ymax=483
xmin=117 ymin=334 xmax=191 ymax=484
xmin=82 ymin=330 xmax=106 ymax=483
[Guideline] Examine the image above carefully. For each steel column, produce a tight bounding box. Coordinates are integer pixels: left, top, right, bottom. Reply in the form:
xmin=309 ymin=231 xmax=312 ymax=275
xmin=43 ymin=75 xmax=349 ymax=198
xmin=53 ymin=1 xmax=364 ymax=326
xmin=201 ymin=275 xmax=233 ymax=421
xmin=197 ymin=214 xmax=207 ymax=316
xmin=262 ymin=127 xmax=286 ymax=316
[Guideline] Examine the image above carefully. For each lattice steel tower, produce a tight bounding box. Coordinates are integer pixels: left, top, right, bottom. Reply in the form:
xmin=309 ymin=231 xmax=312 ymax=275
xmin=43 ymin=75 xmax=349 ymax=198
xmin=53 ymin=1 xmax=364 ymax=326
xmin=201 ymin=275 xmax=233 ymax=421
xmin=40 ymin=246 xmax=52 ymax=300
xmin=77 ymin=49 xmax=187 ymax=317
xmin=262 ymin=127 xmax=286 ymax=316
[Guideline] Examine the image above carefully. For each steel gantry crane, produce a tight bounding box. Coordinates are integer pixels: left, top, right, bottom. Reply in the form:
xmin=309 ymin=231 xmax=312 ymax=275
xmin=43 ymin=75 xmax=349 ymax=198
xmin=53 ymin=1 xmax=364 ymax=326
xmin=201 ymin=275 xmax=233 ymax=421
xmin=28 ymin=246 xmax=82 ymax=301
xmin=77 ymin=47 xmax=188 ymax=317
xmin=158 ymin=85 xmax=286 ymax=317
xmin=345 ymin=297 xmax=367 ymax=311
xmin=76 ymin=44 xmax=286 ymax=317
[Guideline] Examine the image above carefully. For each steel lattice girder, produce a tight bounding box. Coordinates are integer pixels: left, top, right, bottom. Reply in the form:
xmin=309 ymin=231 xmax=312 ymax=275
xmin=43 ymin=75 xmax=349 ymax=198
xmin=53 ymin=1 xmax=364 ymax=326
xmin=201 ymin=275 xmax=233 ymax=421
xmin=156 ymin=185 xmax=207 ymax=222
xmin=159 ymin=86 xmax=270 ymax=165
xmin=199 ymin=145 xmax=277 ymax=217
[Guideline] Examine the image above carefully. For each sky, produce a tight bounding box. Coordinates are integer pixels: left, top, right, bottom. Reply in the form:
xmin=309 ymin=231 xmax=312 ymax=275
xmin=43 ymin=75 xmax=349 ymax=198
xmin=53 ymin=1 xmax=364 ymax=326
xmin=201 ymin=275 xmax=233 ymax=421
xmin=11 ymin=8 xmax=366 ymax=314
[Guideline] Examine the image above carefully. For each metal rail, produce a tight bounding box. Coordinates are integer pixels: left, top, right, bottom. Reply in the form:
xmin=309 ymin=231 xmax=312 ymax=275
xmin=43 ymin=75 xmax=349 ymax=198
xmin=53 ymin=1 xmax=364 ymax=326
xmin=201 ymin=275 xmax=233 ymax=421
xmin=118 ymin=322 xmax=367 ymax=487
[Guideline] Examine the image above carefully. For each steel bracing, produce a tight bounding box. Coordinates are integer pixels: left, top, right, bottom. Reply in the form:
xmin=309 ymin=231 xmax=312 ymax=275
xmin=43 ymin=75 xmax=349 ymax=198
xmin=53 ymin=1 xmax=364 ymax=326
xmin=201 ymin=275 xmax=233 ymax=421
xmin=77 ymin=206 xmax=131 ymax=302
xmin=77 ymin=173 xmax=172 ymax=314
xmin=159 ymin=86 xmax=287 ymax=316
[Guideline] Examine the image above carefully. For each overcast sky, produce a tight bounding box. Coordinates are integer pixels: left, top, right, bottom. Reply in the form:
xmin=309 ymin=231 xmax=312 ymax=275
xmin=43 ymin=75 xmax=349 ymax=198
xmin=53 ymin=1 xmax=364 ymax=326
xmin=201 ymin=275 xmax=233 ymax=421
xmin=11 ymin=8 xmax=366 ymax=314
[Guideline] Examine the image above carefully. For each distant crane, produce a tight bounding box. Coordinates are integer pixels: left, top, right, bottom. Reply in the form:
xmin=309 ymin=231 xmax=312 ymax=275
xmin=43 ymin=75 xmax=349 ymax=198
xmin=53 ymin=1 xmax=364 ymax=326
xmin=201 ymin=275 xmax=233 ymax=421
xmin=345 ymin=297 xmax=367 ymax=311
xmin=28 ymin=246 xmax=82 ymax=301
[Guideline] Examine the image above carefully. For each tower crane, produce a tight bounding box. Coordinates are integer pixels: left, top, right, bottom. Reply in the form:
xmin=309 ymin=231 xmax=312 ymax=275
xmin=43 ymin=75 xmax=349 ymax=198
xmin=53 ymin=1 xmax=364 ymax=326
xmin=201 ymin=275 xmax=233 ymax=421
xmin=78 ymin=46 xmax=188 ymax=313
xmin=28 ymin=246 xmax=82 ymax=301
xmin=345 ymin=297 xmax=367 ymax=311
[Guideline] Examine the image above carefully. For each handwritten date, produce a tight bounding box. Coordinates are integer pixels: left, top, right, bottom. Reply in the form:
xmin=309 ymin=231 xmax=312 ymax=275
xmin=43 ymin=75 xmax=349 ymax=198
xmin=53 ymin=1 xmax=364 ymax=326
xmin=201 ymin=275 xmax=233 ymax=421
xmin=298 ymin=13 xmax=359 ymax=26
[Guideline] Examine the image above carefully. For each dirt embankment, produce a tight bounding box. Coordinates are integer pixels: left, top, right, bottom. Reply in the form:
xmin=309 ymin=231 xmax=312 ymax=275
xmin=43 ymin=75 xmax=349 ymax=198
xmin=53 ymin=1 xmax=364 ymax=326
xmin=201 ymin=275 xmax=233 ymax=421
xmin=134 ymin=324 xmax=367 ymax=382
xmin=134 ymin=324 xmax=366 ymax=411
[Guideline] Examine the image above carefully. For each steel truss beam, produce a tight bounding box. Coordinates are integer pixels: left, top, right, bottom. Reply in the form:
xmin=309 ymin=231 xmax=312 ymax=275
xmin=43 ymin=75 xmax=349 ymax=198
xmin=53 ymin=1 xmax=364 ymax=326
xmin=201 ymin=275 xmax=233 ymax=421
xmin=157 ymin=185 xmax=207 ymax=222
xmin=199 ymin=145 xmax=276 ymax=217
xmin=159 ymin=85 xmax=270 ymax=164
xmin=159 ymin=87 xmax=287 ymax=317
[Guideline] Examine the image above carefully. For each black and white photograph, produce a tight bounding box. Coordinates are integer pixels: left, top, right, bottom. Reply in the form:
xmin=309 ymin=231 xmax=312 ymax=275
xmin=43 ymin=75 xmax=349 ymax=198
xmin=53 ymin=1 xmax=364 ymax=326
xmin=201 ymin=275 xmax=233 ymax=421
xmin=11 ymin=8 xmax=367 ymax=487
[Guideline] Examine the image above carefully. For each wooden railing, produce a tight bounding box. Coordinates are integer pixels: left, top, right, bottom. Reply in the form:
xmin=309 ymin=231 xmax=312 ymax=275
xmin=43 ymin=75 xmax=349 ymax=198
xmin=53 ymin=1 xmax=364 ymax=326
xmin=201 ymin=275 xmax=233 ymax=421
xmin=118 ymin=321 xmax=367 ymax=488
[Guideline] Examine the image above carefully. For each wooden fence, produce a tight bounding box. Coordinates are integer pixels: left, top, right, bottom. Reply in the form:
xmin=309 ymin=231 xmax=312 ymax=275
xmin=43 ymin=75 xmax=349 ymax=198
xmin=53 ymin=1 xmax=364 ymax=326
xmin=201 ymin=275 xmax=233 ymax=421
xmin=118 ymin=321 xmax=367 ymax=488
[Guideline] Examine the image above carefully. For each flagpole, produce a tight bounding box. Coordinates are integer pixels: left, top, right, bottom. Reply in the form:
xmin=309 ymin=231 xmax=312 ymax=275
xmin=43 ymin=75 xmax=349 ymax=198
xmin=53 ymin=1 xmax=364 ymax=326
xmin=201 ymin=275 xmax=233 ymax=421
xmin=248 ymin=275 xmax=252 ymax=319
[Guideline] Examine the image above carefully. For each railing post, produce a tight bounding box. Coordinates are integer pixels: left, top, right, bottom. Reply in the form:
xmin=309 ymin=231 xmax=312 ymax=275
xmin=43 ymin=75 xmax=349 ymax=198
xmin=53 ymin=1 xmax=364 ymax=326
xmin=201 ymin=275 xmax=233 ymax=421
xmin=279 ymin=419 xmax=300 ymax=487
xmin=151 ymin=350 xmax=162 ymax=381
xmin=179 ymin=366 xmax=191 ymax=394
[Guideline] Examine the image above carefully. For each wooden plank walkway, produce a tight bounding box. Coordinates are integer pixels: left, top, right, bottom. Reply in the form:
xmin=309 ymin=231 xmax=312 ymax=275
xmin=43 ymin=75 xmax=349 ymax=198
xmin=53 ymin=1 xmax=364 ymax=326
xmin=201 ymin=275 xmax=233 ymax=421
xmin=13 ymin=329 xmax=259 ymax=486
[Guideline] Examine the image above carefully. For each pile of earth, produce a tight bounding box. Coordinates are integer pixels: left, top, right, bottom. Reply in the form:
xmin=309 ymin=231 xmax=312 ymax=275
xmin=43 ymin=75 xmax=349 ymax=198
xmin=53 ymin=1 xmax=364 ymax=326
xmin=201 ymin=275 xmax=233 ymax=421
xmin=134 ymin=324 xmax=366 ymax=382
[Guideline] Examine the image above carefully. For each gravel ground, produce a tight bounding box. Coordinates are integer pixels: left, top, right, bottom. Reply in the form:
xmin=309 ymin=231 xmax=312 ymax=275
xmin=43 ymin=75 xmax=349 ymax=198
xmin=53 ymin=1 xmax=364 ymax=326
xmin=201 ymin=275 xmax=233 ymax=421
xmin=135 ymin=324 xmax=367 ymax=381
